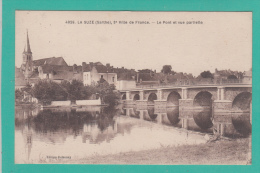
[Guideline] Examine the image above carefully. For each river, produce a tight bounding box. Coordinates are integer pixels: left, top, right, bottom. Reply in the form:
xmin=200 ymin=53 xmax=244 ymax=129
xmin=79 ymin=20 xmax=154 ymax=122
xmin=15 ymin=105 xmax=250 ymax=164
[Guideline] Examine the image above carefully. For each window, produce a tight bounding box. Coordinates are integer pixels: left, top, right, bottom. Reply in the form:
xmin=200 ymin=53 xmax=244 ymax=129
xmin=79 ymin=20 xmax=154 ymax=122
xmin=101 ymin=75 xmax=103 ymax=78
xmin=112 ymin=77 xmax=115 ymax=82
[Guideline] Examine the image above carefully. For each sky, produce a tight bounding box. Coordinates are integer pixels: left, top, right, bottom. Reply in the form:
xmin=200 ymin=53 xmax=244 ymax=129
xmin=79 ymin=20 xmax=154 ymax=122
xmin=15 ymin=11 xmax=252 ymax=76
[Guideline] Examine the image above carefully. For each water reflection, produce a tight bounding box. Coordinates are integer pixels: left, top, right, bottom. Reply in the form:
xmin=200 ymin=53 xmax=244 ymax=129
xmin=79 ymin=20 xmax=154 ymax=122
xmin=166 ymin=107 xmax=180 ymax=125
xmin=232 ymin=112 xmax=251 ymax=136
xmin=193 ymin=106 xmax=213 ymax=130
xmin=15 ymin=105 xmax=210 ymax=164
xmin=122 ymin=105 xmax=251 ymax=136
xmin=146 ymin=107 xmax=157 ymax=121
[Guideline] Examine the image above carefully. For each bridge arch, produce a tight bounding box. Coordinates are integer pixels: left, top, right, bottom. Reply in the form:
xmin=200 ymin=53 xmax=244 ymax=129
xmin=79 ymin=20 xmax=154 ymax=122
xmin=232 ymin=92 xmax=252 ymax=110
xmin=121 ymin=94 xmax=126 ymax=100
xmin=167 ymin=91 xmax=181 ymax=106
xmin=193 ymin=91 xmax=213 ymax=107
xmin=147 ymin=93 xmax=157 ymax=105
xmin=193 ymin=91 xmax=213 ymax=129
xmin=231 ymin=92 xmax=252 ymax=135
xmin=133 ymin=94 xmax=140 ymax=101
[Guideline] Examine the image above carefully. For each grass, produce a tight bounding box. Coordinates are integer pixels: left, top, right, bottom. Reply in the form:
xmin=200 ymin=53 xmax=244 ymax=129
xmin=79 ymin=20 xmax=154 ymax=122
xmin=63 ymin=137 xmax=250 ymax=165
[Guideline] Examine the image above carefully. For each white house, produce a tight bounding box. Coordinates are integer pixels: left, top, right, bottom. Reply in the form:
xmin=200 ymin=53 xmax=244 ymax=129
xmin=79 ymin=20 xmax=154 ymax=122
xmin=83 ymin=63 xmax=117 ymax=86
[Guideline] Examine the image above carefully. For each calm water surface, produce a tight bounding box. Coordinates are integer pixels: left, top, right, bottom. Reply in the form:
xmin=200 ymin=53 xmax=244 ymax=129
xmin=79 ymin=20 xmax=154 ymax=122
xmin=15 ymin=105 xmax=249 ymax=164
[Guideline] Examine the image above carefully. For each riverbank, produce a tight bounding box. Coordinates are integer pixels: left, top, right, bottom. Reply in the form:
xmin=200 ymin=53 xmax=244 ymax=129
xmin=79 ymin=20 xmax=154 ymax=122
xmin=65 ymin=137 xmax=250 ymax=165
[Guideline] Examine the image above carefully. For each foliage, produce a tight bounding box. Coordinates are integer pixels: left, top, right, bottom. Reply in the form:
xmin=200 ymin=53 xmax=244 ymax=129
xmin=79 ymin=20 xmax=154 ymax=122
xmin=31 ymin=79 xmax=93 ymax=104
xmin=28 ymin=79 xmax=120 ymax=106
xmin=161 ymin=65 xmax=172 ymax=75
xmin=15 ymin=89 xmax=24 ymax=100
xmin=31 ymin=80 xmax=58 ymax=104
xmin=227 ymin=75 xmax=238 ymax=80
xmin=94 ymin=81 xmax=120 ymax=106
xmin=200 ymin=71 xmax=214 ymax=79
xmin=67 ymin=80 xmax=91 ymax=101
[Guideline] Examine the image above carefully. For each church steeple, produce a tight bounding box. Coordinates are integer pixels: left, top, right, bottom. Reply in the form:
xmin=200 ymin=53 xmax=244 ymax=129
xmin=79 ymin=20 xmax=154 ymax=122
xmin=26 ymin=30 xmax=32 ymax=53
xmin=21 ymin=30 xmax=33 ymax=79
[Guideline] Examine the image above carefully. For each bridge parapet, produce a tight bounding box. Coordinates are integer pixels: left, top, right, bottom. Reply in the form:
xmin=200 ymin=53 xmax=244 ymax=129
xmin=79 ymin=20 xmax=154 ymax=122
xmin=135 ymin=79 xmax=250 ymax=89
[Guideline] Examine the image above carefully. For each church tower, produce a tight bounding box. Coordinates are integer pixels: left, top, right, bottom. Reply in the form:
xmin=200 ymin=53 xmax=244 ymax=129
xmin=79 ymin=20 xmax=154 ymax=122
xmin=22 ymin=30 xmax=33 ymax=79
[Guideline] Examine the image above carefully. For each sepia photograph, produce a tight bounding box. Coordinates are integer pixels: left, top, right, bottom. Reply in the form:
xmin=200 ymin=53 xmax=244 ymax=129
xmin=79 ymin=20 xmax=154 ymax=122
xmin=14 ymin=11 xmax=252 ymax=165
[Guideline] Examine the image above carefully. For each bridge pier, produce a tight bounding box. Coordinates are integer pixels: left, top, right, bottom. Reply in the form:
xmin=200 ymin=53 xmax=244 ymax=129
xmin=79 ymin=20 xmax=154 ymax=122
xmin=121 ymin=84 xmax=251 ymax=136
xmin=213 ymin=87 xmax=233 ymax=134
xmin=217 ymin=87 xmax=225 ymax=100
xmin=138 ymin=110 xmax=144 ymax=120
xmin=181 ymin=88 xmax=188 ymax=99
xmin=125 ymin=91 xmax=135 ymax=105
xmin=154 ymin=89 xmax=167 ymax=108
xmin=135 ymin=90 xmax=148 ymax=106
xmin=125 ymin=108 xmax=131 ymax=116
xmin=179 ymin=99 xmax=193 ymax=119
xmin=212 ymin=87 xmax=235 ymax=136
xmin=156 ymin=113 xmax=164 ymax=124
xmin=212 ymin=99 xmax=233 ymax=136
xmin=182 ymin=118 xmax=189 ymax=129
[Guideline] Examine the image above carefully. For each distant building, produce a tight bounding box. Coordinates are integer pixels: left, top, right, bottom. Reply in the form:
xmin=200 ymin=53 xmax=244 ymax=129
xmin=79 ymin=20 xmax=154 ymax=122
xmin=213 ymin=68 xmax=242 ymax=80
xmin=242 ymin=69 xmax=252 ymax=84
xmin=16 ymin=31 xmax=83 ymax=87
xmin=82 ymin=62 xmax=117 ymax=86
xmin=116 ymin=80 xmax=136 ymax=90
xmin=16 ymin=31 xmax=139 ymax=90
xmin=136 ymin=69 xmax=157 ymax=84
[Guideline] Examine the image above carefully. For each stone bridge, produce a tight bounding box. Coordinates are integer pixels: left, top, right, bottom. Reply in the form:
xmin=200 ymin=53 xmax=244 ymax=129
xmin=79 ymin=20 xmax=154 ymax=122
xmin=120 ymin=84 xmax=252 ymax=135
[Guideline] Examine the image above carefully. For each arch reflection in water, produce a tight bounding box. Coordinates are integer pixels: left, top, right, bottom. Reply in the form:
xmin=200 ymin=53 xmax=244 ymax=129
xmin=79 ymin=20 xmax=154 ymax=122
xmin=131 ymin=107 xmax=140 ymax=118
xmin=146 ymin=106 xmax=158 ymax=121
xmin=193 ymin=91 xmax=213 ymax=130
xmin=193 ymin=107 xmax=213 ymax=130
xmin=231 ymin=92 xmax=252 ymax=136
xmin=231 ymin=113 xmax=251 ymax=136
xmin=166 ymin=107 xmax=181 ymax=126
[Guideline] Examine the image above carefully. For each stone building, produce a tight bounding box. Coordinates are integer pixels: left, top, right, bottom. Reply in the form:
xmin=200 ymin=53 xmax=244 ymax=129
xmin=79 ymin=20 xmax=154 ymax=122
xmin=82 ymin=62 xmax=117 ymax=86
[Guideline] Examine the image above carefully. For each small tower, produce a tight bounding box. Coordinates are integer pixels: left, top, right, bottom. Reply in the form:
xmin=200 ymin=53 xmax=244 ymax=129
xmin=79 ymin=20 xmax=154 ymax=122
xmin=22 ymin=30 xmax=33 ymax=79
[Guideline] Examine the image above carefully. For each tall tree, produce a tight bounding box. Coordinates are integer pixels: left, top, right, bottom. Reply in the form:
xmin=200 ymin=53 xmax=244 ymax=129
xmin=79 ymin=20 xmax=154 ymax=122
xmin=200 ymin=71 xmax=214 ymax=79
xmin=161 ymin=65 xmax=172 ymax=75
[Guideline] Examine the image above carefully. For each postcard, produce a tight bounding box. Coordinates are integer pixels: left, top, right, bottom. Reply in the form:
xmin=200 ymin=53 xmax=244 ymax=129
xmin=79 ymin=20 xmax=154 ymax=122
xmin=13 ymin=11 xmax=253 ymax=165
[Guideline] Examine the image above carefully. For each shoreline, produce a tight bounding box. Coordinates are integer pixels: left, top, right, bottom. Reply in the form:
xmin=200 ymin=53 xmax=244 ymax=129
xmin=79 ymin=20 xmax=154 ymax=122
xmin=41 ymin=137 xmax=250 ymax=165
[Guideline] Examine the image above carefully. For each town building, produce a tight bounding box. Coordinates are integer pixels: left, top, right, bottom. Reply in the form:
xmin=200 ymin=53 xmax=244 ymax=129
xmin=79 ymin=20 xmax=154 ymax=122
xmin=242 ymin=69 xmax=252 ymax=84
xmin=82 ymin=62 xmax=117 ymax=86
xmin=16 ymin=32 xmax=83 ymax=88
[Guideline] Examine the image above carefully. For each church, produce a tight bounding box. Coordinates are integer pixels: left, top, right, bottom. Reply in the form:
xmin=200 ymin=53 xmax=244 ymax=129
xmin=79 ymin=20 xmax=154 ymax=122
xmin=15 ymin=31 xmax=81 ymax=89
xmin=15 ymin=31 xmax=135 ymax=90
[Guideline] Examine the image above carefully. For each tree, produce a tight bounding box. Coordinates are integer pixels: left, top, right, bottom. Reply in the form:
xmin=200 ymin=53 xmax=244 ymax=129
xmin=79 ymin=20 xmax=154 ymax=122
xmin=68 ymin=80 xmax=91 ymax=101
xmin=94 ymin=82 xmax=120 ymax=106
xmin=200 ymin=71 xmax=214 ymax=79
xmin=227 ymin=75 xmax=238 ymax=80
xmin=30 ymin=79 xmax=120 ymax=106
xmin=161 ymin=65 xmax=172 ymax=75
xmin=31 ymin=80 xmax=57 ymax=104
xmin=15 ymin=89 xmax=24 ymax=100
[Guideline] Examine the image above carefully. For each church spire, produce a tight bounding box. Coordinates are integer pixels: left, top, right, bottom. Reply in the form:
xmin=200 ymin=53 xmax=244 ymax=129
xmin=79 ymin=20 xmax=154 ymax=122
xmin=26 ymin=29 xmax=31 ymax=53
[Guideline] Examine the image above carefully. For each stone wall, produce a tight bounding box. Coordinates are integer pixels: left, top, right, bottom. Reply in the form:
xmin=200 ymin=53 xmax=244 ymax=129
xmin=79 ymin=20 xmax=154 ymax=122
xmin=187 ymin=87 xmax=217 ymax=100
xmin=224 ymin=87 xmax=252 ymax=102
xmin=51 ymin=101 xmax=71 ymax=106
xmin=76 ymin=99 xmax=101 ymax=106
